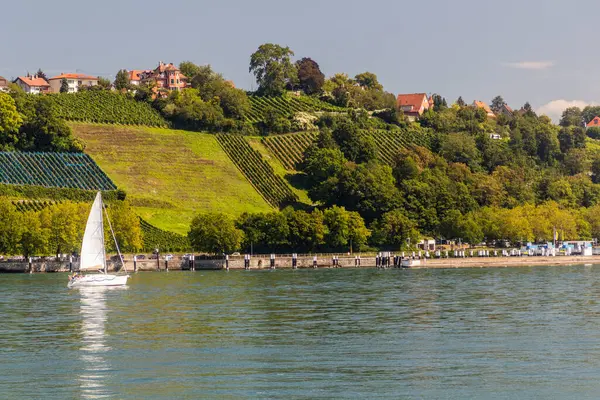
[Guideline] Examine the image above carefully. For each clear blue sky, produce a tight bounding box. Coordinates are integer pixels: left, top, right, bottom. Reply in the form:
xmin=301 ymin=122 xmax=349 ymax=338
xmin=1 ymin=0 xmax=597 ymax=120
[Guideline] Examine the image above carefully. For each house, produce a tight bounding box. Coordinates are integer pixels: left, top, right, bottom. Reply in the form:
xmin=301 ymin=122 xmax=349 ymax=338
xmin=473 ymin=100 xmax=496 ymax=119
xmin=396 ymin=93 xmax=430 ymax=121
xmin=140 ymin=61 xmax=188 ymax=92
xmin=498 ymin=104 xmax=513 ymax=118
xmin=586 ymin=116 xmax=600 ymax=129
xmin=128 ymin=69 xmax=150 ymax=86
xmin=0 ymin=76 xmax=8 ymax=92
xmin=14 ymin=75 xmax=50 ymax=94
xmin=490 ymin=133 xmax=501 ymax=140
xmin=48 ymin=73 xmax=98 ymax=93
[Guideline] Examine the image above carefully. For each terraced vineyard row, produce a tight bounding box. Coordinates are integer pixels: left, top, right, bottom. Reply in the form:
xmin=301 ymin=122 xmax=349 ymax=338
xmin=262 ymin=129 xmax=434 ymax=170
xmin=48 ymin=91 xmax=168 ymax=127
xmin=247 ymin=95 xmax=346 ymax=123
xmin=12 ymin=199 xmax=58 ymax=212
xmin=0 ymin=152 xmax=116 ymax=190
xmin=216 ymin=134 xmax=298 ymax=207
xmin=263 ymin=131 xmax=318 ymax=170
xmin=140 ymin=218 xmax=190 ymax=252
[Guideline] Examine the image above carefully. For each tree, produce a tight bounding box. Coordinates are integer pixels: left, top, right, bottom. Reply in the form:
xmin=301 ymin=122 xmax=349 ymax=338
xmin=40 ymin=202 xmax=87 ymax=257
xmin=323 ymin=206 xmax=352 ymax=249
xmin=36 ymin=68 xmax=48 ymax=82
xmin=582 ymin=106 xmax=600 ymax=125
xmin=332 ymin=120 xmax=376 ymax=163
xmin=0 ymin=199 xmax=22 ymax=255
xmin=19 ymin=212 xmax=48 ymax=258
xmin=114 ymin=69 xmax=130 ymax=91
xmin=559 ymin=107 xmax=583 ymax=127
xmin=0 ymin=93 xmax=23 ymax=149
xmin=60 ymin=78 xmax=69 ymax=93
xmin=97 ymin=77 xmax=111 ymax=90
xmin=456 ymin=96 xmax=466 ymax=107
xmin=587 ymin=126 xmax=600 ymax=140
xmin=490 ymin=95 xmax=505 ymax=114
xmin=249 ymin=43 xmax=297 ymax=96
xmin=179 ymin=61 xmax=203 ymax=80
xmin=295 ymin=58 xmax=325 ymax=95
xmin=432 ymin=94 xmax=448 ymax=111
xmin=354 ymin=72 xmax=383 ymax=91
xmin=284 ymin=208 xmax=325 ymax=251
xmin=105 ymin=201 xmax=142 ymax=252
xmin=188 ymin=212 xmax=242 ymax=254
xmin=439 ymin=133 xmax=481 ymax=169
xmin=370 ymin=209 xmax=420 ymax=250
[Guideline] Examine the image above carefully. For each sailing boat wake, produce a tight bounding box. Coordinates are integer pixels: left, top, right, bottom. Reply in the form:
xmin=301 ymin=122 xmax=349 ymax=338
xmin=68 ymin=192 xmax=129 ymax=288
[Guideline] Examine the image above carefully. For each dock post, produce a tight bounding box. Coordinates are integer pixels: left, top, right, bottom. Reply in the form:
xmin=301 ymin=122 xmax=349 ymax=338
xmin=29 ymin=257 xmax=33 ymax=274
xmin=133 ymin=255 xmax=137 ymax=273
xmin=292 ymin=254 xmax=297 ymax=269
xmin=192 ymin=254 xmax=195 ymax=271
xmin=313 ymin=255 xmax=318 ymax=268
xmin=225 ymin=255 xmax=229 ymax=271
xmin=244 ymin=254 xmax=250 ymax=270
xmin=69 ymin=255 xmax=73 ymax=273
xmin=270 ymin=254 xmax=275 ymax=269
xmin=166 ymin=259 xmax=169 ymax=271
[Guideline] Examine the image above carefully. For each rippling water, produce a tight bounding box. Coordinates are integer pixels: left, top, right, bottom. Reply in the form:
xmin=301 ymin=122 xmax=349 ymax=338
xmin=2 ymin=266 xmax=600 ymax=399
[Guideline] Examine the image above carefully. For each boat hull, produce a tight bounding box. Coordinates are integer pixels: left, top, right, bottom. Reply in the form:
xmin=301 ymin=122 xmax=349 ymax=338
xmin=68 ymin=274 xmax=129 ymax=288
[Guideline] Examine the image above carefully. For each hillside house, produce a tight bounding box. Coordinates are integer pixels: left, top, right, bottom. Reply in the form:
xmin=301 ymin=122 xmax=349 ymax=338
xmin=473 ymin=100 xmax=496 ymax=119
xmin=396 ymin=93 xmax=430 ymax=121
xmin=128 ymin=69 xmax=150 ymax=86
xmin=0 ymin=76 xmax=8 ymax=92
xmin=48 ymin=73 xmax=98 ymax=93
xmin=497 ymin=104 xmax=513 ymax=118
xmin=586 ymin=116 xmax=600 ymax=129
xmin=140 ymin=61 xmax=188 ymax=92
xmin=14 ymin=75 xmax=50 ymax=94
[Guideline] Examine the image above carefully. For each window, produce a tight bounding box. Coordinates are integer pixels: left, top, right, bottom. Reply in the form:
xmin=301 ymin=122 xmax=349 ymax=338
xmin=68 ymin=80 xmax=74 ymax=84
xmin=78 ymin=81 xmax=82 ymax=85
xmin=170 ymin=79 xmax=174 ymax=84
xmin=176 ymin=79 xmax=179 ymax=84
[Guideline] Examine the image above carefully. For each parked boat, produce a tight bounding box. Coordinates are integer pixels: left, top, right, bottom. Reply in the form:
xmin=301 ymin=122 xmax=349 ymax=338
xmin=68 ymin=192 xmax=129 ymax=288
xmin=401 ymin=258 xmax=421 ymax=268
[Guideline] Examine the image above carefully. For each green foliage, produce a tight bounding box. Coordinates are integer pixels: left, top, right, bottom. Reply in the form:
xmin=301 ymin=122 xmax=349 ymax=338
xmin=139 ymin=218 xmax=190 ymax=252
xmin=216 ymin=134 xmax=298 ymax=207
xmin=332 ymin=120 xmax=377 ymax=163
xmin=246 ymin=94 xmax=346 ymax=124
xmin=296 ymin=58 xmax=325 ymax=95
xmin=0 ymin=199 xmax=21 ymax=254
xmin=104 ymin=200 xmax=142 ymax=252
xmin=0 ymin=152 xmax=116 ymax=190
xmin=0 ymin=93 xmax=23 ymax=148
xmin=188 ymin=212 xmax=243 ymax=254
xmin=114 ymin=69 xmax=130 ymax=91
xmin=47 ymin=91 xmax=168 ymax=127
xmin=60 ymin=78 xmax=69 ymax=93
xmin=250 ymin=43 xmax=297 ymax=96
xmin=490 ymin=96 xmax=505 ymax=114
xmin=370 ymin=209 xmax=420 ymax=250
xmin=560 ymin=107 xmax=583 ymax=127
xmin=0 ymin=184 xmax=121 ymax=202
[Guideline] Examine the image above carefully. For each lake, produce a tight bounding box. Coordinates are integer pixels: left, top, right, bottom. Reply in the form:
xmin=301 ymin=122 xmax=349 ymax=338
xmin=2 ymin=266 xmax=600 ymax=399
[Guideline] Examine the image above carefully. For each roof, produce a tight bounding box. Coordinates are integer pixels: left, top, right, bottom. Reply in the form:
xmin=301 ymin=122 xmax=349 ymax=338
xmin=587 ymin=116 xmax=600 ymax=127
xmin=128 ymin=70 xmax=147 ymax=81
xmin=503 ymin=104 xmax=513 ymax=113
xmin=473 ymin=100 xmax=493 ymax=114
xmin=0 ymin=76 xmax=8 ymax=86
xmin=397 ymin=93 xmax=428 ymax=111
xmin=48 ymin=73 xmax=98 ymax=81
xmin=16 ymin=76 xmax=50 ymax=87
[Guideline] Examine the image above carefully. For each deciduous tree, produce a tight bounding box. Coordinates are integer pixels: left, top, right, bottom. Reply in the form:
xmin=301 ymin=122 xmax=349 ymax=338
xmin=249 ymin=43 xmax=297 ymax=96
xmin=296 ymin=58 xmax=325 ymax=95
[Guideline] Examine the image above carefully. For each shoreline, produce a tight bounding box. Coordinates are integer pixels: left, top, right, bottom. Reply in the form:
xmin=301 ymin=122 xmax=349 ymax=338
xmin=2 ymin=254 xmax=600 ymax=273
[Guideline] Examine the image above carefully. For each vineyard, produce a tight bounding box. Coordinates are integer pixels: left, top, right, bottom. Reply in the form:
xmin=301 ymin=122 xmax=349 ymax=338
xmin=261 ymin=128 xmax=434 ymax=170
xmin=246 ymin=95 xmax=346 ymax=123
xmin=0 ymin=152 xmax=116 ymax=190
xmin=216 ymin=134 xmax=298 ymax=207
xmin=139 ymin=218 xmax=190 ymax=252
xmin=11 ymin=199 xmax=58 ymax=212
xmin=263 ymin=131 xmax=318 ymax=170
xmin=48 ymin=91 xmax=168 ymax=127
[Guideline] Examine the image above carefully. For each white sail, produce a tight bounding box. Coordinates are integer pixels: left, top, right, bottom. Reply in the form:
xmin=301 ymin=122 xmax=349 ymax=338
xmin=79 ymin=192 xmax=106 ymax=272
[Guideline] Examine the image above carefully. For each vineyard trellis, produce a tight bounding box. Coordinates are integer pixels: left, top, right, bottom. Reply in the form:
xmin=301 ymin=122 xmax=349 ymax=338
xmin=139 ymin=218 xmax=190 ymax=252
xmin=262 ymin=129 xmax=434 ymax=170
xmin=246 ymin=95 xmax=347 ymax=123
xmin=0 ymin=152 xmax=116 ymax=191
xmin=48 ymin=91 xmax=168 ymax=127
xmin=215 ymin=134 xmax=298 ymax=208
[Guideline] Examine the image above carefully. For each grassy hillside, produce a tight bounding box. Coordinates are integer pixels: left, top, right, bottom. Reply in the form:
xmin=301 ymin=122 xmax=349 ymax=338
xmin=72 ymin=124 xmax=273 ymax=234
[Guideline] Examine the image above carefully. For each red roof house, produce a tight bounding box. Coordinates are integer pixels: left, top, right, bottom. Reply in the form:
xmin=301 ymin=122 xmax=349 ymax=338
xmin=396 ymin=93 xmax=430 ymax=120
xmin=587 ymin=116 xmax=600 ymax=128
xmin=14 ymin=75 xmax=50 ymax=94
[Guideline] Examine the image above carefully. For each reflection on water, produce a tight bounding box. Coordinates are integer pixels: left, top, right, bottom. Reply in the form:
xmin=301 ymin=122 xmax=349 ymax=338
xmin=78 ymin=287 xmax=125 ymax=399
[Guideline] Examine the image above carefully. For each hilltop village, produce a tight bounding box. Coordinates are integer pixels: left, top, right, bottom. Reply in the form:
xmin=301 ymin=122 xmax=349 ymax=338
xmin=1 ymin=43 xmax=600 ymax=258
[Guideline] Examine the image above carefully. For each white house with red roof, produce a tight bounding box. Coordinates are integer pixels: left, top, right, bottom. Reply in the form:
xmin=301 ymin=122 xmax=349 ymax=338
xmin=48 ymin=73 xmax=98 ymax=93
xmin=396 ymin=93 xmax=430 ymax=120
xmin=587 ymin=116 xmax=600 ymax=129
xmin=14 ymin=75 xmax=50 ymax=94
xmin=128 ymin=69 xmax=150 ymax=86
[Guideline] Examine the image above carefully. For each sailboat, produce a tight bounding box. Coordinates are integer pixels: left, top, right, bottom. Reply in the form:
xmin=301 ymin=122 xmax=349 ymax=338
xmin=68 ymin=192 xmax=129 ymax=288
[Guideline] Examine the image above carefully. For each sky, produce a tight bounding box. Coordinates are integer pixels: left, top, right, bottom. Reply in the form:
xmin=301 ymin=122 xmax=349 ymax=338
xmin=1 ymin=0 xmax=598 ymax=122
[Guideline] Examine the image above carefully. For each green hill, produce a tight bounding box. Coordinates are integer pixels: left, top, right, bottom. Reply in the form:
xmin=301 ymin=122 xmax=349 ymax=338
xmin=72 ymin=123 xmax=273 ymax=234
